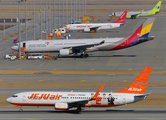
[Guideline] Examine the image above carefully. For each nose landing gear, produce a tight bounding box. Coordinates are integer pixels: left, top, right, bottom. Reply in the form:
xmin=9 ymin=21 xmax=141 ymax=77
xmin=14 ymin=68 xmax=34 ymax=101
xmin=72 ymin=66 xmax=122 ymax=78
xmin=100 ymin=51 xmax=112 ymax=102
xmin=80 ymin=54 xmax=89 ymax=58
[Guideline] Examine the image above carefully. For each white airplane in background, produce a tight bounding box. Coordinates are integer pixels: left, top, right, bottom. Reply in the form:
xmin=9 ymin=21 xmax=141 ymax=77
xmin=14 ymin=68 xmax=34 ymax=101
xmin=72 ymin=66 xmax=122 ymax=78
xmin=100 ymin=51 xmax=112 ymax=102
xmin=65 ymin=11 xmax=127 ymax=32
xmin=6 ymin=67 xmax=152 ymax=112
xmin=108 ymin=1 xmax=161 ymax=19
xmin=11 ymin=18 xmax=155 ymax=58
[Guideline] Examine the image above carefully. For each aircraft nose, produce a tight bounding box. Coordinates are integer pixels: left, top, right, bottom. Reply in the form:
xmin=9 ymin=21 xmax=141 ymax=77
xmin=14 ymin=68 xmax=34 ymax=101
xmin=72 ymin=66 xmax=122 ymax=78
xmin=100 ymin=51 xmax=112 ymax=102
xmin=11 ymin=46 xmax=18 ymax=51
xmin=6 ymin=97 xmax=12 ymax=103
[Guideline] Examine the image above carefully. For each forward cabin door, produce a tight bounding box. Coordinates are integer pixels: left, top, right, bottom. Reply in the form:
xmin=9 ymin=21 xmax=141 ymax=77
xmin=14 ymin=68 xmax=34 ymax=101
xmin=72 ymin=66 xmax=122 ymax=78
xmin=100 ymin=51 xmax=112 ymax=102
xmin=22 ymin=94 xmax=26 ymax=101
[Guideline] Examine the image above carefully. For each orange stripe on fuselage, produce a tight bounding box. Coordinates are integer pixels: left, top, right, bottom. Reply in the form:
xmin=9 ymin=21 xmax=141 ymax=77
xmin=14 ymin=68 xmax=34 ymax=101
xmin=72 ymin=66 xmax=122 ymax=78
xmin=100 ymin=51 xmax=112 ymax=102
xmin=12 ymin=103 xmax=117 ymax=107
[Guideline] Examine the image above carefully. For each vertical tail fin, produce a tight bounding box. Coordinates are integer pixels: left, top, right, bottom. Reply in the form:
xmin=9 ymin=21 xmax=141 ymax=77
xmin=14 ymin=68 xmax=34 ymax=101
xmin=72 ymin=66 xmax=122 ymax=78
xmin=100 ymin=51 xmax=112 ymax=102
xmin=150 ymin=1 xmax=162 ymax=15
xmin=112 ymin=11 xmax=127 ymax=24
xmin=110 ymin=18 xmax=155 ymax=50
xmin=114 ymin=67 xmax=152 ymax=94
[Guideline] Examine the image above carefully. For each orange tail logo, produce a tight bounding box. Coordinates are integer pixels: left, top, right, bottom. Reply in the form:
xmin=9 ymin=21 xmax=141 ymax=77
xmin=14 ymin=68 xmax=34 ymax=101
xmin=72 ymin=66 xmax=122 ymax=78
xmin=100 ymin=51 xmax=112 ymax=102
xmin=114 ymin=67 xmax=151 ymax=94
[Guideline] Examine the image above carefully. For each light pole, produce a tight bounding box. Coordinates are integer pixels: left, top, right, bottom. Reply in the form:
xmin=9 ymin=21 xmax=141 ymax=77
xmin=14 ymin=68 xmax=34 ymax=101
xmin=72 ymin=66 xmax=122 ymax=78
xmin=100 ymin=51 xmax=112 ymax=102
xmin=85 ymin=0 xmax=86 ymax=15
xmin=79 ymin=0 xmax=80 ymax=20
xmin=53 ymin=0 xmax=55 ymax=33
xmin=66 ymin=0 xmax=68 ymax=24
xmin=16 ymin=0 xmax=22 ymax=59
xmin=45 ymin=0 xmax=47 ymax=39
xmin=11 ymin=19 xmax=12 ymax=37
xmin=82 ymin=0 xmax=84 ymax=18
xmin=76 ymin=0 xmax=77 ymax=21
xmin=3 ymin=20 xmax=5 ymax=40
xmin=58 ymin=0 xmax=60 ymax=29
xmin=40 ymin=0 xmax=42 ymax=39
xmin=73 ymin=0 xmax=75 ymax=24
xmin=48 ymin=0 xmax=51 ymax=34
xmin=70 ymin=0 xmax=72 ymax=23
xmin=33 ymin=0 xmax=35 ymax=40
xmin=62 ymin=0 xmax=63 ymax=27
xmin=25 ymin=0 xmax=27 ymax=41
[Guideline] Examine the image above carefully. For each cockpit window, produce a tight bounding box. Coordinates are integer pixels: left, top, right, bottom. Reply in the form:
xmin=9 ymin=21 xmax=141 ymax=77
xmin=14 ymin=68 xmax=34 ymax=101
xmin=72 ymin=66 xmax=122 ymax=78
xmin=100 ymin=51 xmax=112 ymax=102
xmin=12 ymin=95 xmax=18 ymax=98
xmin=14 ymin=43 xmax=18 ymax=46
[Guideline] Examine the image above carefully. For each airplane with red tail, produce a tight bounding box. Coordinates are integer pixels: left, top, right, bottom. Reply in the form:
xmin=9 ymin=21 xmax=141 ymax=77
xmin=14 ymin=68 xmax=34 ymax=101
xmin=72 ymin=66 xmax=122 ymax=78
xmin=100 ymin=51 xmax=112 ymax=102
xmin=11 ymin=18 xmax=155 ymax=58
xmin=65 ymin=11 xmax=127 ymax=32
xmin=6 ymin=67 xmax=152 ymax=112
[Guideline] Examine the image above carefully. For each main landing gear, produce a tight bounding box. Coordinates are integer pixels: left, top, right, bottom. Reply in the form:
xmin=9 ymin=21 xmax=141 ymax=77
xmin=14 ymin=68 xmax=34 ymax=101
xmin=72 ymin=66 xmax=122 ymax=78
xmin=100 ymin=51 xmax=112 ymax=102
xmin=76 ymin=107 xmax=82 ymax=113
xmin=80 ymin=54 xmax=89 ymax=58
xmin=19 ymin=107 xmax=23 ymax=111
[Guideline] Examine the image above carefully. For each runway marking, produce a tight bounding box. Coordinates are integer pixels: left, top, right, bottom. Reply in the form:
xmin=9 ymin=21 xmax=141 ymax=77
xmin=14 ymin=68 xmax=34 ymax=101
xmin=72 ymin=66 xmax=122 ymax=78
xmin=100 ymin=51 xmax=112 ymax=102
xmin=128 ymin=69 xmax=132 ymax=71
xmin=81 ymin=80 xmax=86 ymax=82
xmin=139 ymin=118 xmax=161 ymax=120
xmin=91 ymin=69 xmax=94 ymax=71
xmin=53 ymin=68 xmax=57 ymax=71
xmin=0 ymin=118 xmax=134 ymax=120
xmin=39 ymin=80 xmax=44 ymax=82
xmin=25 ymin=118 xmax=42 ymax=120
xmin=39 ymin=63 xmax=44 ymax=66
xmin=123 ymin=80 xmax=128 ymax=82
xmin=2 ymin=48 xmax=10 ymax=53
xmin=0 ymin=79 xmax=2 ymax=81
xmin=16 ymin=68 xmax=21 ymax=70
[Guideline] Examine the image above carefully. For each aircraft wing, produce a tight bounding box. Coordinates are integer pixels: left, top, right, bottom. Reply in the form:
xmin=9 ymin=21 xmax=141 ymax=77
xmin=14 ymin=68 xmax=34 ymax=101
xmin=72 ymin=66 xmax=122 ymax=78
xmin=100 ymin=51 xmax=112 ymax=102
xmin=67 ymin=85 xmax=104 ymax=107
xmin=89 ymin=26 xmax=101 ymax=31
xmin=129 ymin=10 xmax=143 ymax=19
xmin=64 ymin=40 xmax=105 ymax=51
xmin=68 ymin=100 xmax=89 ymax=106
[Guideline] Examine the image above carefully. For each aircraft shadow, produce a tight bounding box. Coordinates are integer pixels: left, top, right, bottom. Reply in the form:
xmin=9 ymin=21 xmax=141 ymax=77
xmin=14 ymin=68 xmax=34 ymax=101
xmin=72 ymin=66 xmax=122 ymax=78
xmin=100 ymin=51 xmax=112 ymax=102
xmin=0 ymin=109 xmax=166 ymax=115
xmin=58 ymin=55 xmax=136 ymax=58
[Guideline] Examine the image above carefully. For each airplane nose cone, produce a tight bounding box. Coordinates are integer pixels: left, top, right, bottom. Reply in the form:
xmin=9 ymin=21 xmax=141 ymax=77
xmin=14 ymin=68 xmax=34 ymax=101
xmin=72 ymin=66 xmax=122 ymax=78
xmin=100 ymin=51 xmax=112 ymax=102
xmin=11 ymin=46 xmax=18 ymax=51
xmin=6 ymin=97 xmax=12 ymax=103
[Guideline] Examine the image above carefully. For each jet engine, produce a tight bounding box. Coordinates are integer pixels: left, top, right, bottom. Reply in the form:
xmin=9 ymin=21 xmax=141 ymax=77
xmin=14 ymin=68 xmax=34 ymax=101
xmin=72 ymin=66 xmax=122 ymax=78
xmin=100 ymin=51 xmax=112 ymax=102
xmin=55 ymin=103 xmax=69 ymax=110
xmin=59 ymin=49 xmax=72 ymax=56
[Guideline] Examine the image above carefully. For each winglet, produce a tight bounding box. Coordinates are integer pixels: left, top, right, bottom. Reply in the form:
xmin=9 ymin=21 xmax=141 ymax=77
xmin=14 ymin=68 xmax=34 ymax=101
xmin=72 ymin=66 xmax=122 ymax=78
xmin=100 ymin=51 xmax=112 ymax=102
xmin=99 ymin=40 xmax=105 ymax=44
xmin=112 ymin=11 xmax=127 ymax=24
xmin=114 ymin=67 xmax=152 ymax=94
xmin=140 ymin=10 xmax=144 ymax=14
xmin=91 ymin=85 xmax=104 ymax=100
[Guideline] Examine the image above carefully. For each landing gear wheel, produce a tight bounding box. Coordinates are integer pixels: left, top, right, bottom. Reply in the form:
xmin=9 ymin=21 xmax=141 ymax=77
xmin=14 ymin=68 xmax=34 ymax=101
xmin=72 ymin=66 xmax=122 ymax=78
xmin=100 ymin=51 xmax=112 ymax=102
xmin=84 ymin=54 xmax=89 ymax=57
xmin=19 ymin=107 xmax=23 ymax=111
xmin=76 ymin=107 xmax=81 ymax=113
xmin=80 ymin=54 xmax=84 ymax=58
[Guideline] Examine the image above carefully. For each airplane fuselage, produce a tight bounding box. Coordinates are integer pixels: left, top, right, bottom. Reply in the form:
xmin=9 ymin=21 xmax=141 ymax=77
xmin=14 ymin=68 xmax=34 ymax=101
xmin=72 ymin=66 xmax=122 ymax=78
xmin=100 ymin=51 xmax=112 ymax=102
xmin=6 ymin=91 xmax=145 ymax=108
xmin=12 ymin=38 xmax=125 ymax=53
xmin=66 ymin=23 xmax=121 ymax=32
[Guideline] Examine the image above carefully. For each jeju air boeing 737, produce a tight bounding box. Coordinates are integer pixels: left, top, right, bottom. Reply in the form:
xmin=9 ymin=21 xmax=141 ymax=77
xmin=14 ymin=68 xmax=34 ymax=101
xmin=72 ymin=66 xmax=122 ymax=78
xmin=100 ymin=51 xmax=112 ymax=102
xmin=109 ymin=1 xmax=161 ymax=19
xmin=6 ymin=67 xmax=152 ymax=112
xmin=64 ymin=11 xmax=127 ymax=32
xmin=11 ymin=18 xmax=155 ymax=58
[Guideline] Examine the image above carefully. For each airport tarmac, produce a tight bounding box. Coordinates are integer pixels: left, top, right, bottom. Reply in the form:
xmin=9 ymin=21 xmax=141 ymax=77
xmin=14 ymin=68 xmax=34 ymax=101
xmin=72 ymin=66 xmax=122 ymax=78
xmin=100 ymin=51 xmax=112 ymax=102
xmin=0 ymin=1 xmax=166 ymax=119
xmin=0 ymin=108 xmax=166 ymax=120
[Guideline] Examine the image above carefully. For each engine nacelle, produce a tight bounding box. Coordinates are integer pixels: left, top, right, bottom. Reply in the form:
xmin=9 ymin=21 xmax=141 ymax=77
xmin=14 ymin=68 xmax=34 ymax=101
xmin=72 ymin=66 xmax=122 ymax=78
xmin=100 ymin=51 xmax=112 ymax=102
xmin=59 ymin=49 xmax=72 ymax=56
xmin=55 ymin=103 xmax=69 ymax=110
xmin=84 ymin=28 xmax=90 ymax=32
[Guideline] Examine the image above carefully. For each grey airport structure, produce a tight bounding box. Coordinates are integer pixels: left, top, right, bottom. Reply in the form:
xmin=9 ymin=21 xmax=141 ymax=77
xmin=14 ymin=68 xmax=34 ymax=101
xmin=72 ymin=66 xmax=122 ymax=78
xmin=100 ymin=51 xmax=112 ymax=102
xmin=0 ymin=0 xmax=166 ymax=120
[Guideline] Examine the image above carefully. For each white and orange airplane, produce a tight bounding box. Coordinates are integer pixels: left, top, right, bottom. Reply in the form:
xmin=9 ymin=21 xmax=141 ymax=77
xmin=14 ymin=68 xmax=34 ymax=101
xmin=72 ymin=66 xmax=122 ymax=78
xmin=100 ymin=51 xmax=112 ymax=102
xmin=6 ymin=67 xmax=151 ymax=112
xmin=65 ymin=11 xmax=127 ymax=32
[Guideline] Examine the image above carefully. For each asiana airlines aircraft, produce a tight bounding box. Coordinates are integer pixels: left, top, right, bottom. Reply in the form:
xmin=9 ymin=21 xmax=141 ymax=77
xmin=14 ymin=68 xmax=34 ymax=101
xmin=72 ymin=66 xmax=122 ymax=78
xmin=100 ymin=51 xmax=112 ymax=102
xmin=11 ymin=18 xmax=155 ymax=58
xmin=6 ymin=67 xmax=151 ymax=112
